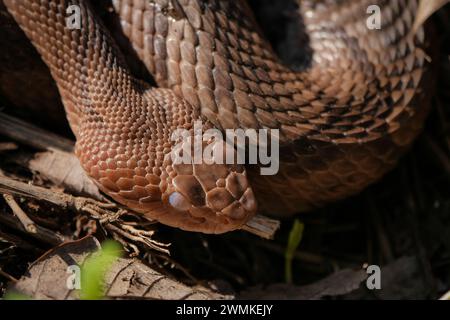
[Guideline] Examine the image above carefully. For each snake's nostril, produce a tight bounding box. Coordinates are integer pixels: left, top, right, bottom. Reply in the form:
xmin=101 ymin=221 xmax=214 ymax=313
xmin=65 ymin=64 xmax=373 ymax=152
xmin=240 ymin=189 xmax=257 ymax=212
xmin=206 ymin=188 xmax=234 ymax=212
xmin=221 ymin=202 xmax=247 ymax=220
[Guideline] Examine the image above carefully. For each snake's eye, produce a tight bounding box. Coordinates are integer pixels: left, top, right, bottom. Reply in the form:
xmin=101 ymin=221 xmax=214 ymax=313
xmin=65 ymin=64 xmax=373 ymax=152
xmin=168 ymin=192 xmax=191 ymax=211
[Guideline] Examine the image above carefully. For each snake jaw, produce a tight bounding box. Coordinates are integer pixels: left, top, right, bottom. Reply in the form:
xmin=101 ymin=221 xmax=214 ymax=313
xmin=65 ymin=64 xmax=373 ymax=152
xmin=83 ymin=163 xmax=257 ymax=234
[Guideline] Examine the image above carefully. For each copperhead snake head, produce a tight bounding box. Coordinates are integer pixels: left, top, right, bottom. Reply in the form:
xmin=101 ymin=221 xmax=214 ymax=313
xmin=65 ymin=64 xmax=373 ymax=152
xmin=2 ymin=0 xmax=444 ymax=233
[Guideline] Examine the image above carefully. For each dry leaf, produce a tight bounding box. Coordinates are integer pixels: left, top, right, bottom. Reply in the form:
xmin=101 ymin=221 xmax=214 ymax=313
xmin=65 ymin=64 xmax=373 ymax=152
xmin=8 ymin=236 xmax=231 ymax=300
xmin=29 ymin=150 xmax=104 ymax=200
xmin=239 ymin=268 xmax=367 ymax=300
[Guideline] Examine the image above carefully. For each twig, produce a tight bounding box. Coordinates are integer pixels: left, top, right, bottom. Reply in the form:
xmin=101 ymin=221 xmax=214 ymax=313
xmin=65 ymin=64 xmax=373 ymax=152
xmin=106 ymin=224 xmax=170 ymax=255
xmin=240 ymin=214 xmax=280 ymax=239
xmin=0 ymin=111 xmax=74 ymax=152
xmin=0 ymin=173 xmax=77 ymax=209
xmin=0 ymin=210 xmax=66 ymax=246
xmin=0 ymin=229 xmax=41 ymax=252
xmin=0 ymin=173 xmax=170 ymax=254
xmin=3 ymin=194 xmax=37 ymax=233
xmin=0 ymin=269 xmax=18 ymax=283
xmin=0 ymin=142 xmax=18 ymax=152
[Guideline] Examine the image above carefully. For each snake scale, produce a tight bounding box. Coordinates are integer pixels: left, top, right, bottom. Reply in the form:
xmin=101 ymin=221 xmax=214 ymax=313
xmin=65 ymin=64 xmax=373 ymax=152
xmin=2 ymin=0 xmax=437 ymax=233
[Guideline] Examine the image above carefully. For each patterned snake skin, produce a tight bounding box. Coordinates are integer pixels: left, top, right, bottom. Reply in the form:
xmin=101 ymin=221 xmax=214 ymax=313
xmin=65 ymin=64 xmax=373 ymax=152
xmin=3 ymin=0 xmax=435 ymax=233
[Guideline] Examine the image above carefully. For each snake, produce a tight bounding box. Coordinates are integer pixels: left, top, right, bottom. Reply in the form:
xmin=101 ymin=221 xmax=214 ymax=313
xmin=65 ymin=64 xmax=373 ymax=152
xmin=2 ymin=0 xmax=438 ymax=233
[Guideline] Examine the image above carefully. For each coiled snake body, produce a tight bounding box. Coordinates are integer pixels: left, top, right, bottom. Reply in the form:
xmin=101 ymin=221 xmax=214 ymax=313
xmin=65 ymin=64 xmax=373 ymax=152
xmin=4 ymin=0 xmax=435 ymax=233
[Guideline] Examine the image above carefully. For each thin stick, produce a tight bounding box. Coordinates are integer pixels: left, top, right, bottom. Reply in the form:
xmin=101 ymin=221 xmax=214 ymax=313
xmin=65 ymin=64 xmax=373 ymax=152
xmin=0 ymin=142 xmax=18 ymax=152
xmin=0 ymin=112 xmax=74 ymax=152
xmin=0 ymin=269 xmax=18 ymax=283
xmin=0 ymin=210 xmax=66 ymax=246
xmin=240 ymin=214 xmax=280 ymax=239
xmin=0 ymin=229 xmax=41 ymax=252
xmin=3 ymin=194 xmax=37 ymax=234
xmin=0 ymin=174 xmax=75 ymax=210
xmin=106 ymin=224 xmax=170 ymax=255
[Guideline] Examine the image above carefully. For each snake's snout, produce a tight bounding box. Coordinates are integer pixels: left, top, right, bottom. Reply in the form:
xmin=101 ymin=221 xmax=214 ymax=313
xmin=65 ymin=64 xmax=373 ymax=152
xmin=161 ymin=159 xmax=257 ymax=234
